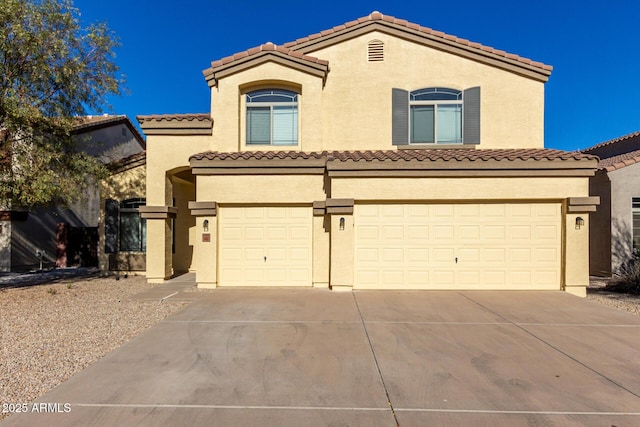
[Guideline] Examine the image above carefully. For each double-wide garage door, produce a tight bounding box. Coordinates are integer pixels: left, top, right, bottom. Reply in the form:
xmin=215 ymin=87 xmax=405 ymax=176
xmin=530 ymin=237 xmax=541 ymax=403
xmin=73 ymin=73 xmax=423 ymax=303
xmin=355 ymin=203 xmax=561 ymax=290
xmin=217 ymin=203 xmax=561 ymax=289
xmin=219 ymin=207 xmax=312 ymax=286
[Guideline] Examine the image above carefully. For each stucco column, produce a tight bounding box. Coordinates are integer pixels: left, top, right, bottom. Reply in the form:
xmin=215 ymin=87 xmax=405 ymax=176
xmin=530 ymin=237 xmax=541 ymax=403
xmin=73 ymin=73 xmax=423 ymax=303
xmin=564 ymin=197 xmax=600 ymax=297
xmin=140 ymin=206 xmax=177 ymax=283
xmin=313 ymin=201 xmax=329 ymax=288
xmin=189 ymin=202 xmax=218 ymax=288
xmin=327 ymin=199 xmax=355 ymax=291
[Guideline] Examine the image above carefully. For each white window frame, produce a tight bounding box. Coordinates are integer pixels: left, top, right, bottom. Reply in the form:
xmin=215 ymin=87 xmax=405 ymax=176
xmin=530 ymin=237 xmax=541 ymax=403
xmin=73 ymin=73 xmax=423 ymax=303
xmin=409 ymin=87 xmax=463 ymax=144
xmin=246 ymin=89 xmax=298 ymax=146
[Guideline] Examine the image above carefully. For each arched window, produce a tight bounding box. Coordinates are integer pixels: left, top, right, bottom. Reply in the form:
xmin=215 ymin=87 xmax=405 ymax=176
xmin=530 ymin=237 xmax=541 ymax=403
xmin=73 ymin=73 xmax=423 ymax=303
xmin=246 ymin=89 xmax=298 ymax=146
xmin=410 ymin=87 xmax=462 ymax=144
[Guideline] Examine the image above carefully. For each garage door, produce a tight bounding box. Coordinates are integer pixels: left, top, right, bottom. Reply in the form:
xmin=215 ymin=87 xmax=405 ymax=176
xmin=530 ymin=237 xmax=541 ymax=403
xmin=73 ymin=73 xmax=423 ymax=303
xmin=355 ymin=203 xmax=561 ymax=290
xmin=219 ymin=206 xmax=312 ymax=286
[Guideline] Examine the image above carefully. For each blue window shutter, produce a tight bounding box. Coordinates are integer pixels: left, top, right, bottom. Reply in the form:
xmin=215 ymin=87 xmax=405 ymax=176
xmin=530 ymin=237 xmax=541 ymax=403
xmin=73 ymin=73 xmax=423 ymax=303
xmin=392 ymin=88 xmax=409 ymax=145
xmin=463 ymin=86 xmax=481 ymax=145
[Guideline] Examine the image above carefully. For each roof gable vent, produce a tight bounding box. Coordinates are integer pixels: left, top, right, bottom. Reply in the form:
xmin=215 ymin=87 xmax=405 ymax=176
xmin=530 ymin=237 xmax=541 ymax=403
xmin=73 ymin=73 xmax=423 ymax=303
xmin=368 ymin=39 xmax=384 ymax=62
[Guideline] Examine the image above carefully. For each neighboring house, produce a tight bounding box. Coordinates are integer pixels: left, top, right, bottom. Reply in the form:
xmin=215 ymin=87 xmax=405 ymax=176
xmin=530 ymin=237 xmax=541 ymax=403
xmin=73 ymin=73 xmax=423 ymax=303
xmin=137 ymin=12 xmax=598 ymax=296
xmin=100 ymin=150 xmax=147 ymax=273
xmin=0 ymin=115 xmax=145 ymax=272
xmin=582 ymin=130 xmax=640 ymax=276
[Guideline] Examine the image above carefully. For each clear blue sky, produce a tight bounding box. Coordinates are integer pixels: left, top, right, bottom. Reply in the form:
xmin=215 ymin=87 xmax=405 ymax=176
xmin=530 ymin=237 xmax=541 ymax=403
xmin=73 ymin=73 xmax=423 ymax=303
xmin=74 ymin=0 xmax=639 ymax=151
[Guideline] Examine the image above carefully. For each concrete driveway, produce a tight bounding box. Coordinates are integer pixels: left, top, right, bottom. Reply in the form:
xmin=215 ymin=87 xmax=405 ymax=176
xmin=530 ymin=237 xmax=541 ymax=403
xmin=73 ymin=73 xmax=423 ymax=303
xmin=3 ymin=290 xmax=640 ymax=426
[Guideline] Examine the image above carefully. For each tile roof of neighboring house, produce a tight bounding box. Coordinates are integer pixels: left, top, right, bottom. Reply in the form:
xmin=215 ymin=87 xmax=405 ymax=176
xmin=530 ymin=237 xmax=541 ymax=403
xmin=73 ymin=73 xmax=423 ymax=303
xmin=190 ymin=149 xmax=596 ymax=163
xmin=108 ymin=150 xmax=146 ymax=173
xmin=582 ymin=129 xmax=640 ymax=153
xmin=203 ymin=11 xmax=552 ymax=83
xmin=137 ymin=114 xmax=213 ymax=136
xmin=581 ymin=129 xmax=640 ymax=171
xmin=137 ymin=113 xmax=212 ymax=123
xmin=72 ymin=114 xmax=146 ymax=148
xmin=595 ymin=148 xmax=640 ymax=172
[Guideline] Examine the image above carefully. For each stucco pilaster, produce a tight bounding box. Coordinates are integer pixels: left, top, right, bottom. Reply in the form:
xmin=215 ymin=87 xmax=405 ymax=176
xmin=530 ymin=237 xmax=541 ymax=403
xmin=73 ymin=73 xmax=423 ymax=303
xmin=144 ymin=218 xmax=173 ymax=282
xmin=564 ymin=213 xmax=590 ymax=297
xmin=329 ymin=213 xmax=354 ymax=291
xmin=312 ymin=212 xmax=330 ymax=288
xmin=189 ymin=201 xmax=218 ymax=288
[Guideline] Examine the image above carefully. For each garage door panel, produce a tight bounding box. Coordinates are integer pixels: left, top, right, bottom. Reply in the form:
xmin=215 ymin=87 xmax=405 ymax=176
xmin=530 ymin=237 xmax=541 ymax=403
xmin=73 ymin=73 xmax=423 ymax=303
xmin=382 ymin=225 xmax=404 ymax=239
xmin=219 ymin=207 xmax=312 ymax=287
xmin=459 ymin=225 xmax=480 ymax=240
xmin=510 ymin=225 xmax=531 ymax=239
xmin=484 ymin=248 xmax=506 ymax=263
xmin=245 ymin=248 xmax=263 ymax=260
xmin=245 ymin=227 xmax=264 ymax=240
xmin=355 ymin=203 xmax=561 ymax=290
xmin=434 ymin=225 xmax=455 ymax=240
xmin=485 ymin=225 xmax=506 ymax=239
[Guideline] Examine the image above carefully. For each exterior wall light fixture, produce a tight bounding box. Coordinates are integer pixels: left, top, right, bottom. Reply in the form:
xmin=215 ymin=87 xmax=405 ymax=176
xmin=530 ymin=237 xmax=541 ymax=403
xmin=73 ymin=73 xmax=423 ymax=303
xmin=575 ymin=217 xmax=584 ymax=230
xmin=203 ymin=219 xmax=209 ymax=232
xmin=339 ymin=217 xmax=345 ymax=231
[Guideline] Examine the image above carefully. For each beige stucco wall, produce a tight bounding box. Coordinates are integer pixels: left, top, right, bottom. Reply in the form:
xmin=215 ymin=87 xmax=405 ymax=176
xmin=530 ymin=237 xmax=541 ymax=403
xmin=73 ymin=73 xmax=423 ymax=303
xmin=208 ymin=31 xmax=545 ymax=153
xmin=331 ymin=177 xmax=589 ymax=201
xmin=211 ymin=65 xmax=324 ymax=152
xmin=145 ymin=135 xmax=211 ymax=206
xmin=144 ymin=135 xmax=208 ymax=280
xmin=197 ymin=174 xmax=326 ymax=203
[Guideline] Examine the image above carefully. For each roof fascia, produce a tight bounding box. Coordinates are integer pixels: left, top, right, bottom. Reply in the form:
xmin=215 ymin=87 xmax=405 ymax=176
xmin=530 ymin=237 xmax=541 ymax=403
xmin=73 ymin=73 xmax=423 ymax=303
xmin=204 ymin=51 xmax=329 ymax=87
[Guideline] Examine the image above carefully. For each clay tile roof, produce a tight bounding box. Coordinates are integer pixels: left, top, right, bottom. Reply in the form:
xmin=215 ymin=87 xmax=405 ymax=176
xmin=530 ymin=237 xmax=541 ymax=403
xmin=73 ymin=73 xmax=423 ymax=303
xmin=208 ymin=42 xmax=329 ymax=70
xmin=326 ymin=149 xmax=594 ymax=162
xmin=595 ymin=148 xmax=640 ymax=171
xmin=581 ymin=129 xmax=640 ymax=171
xmin=597 ymin=148 xmax=640 ymax=171
xmin=189 ymin=151 xmax=326 ymax=162
xmin=282 ymin=11 xmax=552 ymax=72
xmin=137 ymin=113 xmax=212 ymax=123
xmin=582 ymin=129 xmax=640 ymax=153
xmin=190 ymin=148 xmax=596 ymax=163
xmin=73 ymin=114 xmax=126 ymax=128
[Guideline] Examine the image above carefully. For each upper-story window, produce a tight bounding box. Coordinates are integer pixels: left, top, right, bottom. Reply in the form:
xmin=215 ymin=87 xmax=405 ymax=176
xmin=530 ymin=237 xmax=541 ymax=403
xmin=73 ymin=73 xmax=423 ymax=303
xmin=246 ymin=89 xmax=298 ymax=146
xmin=410 ymin=87 xmax=462 ymax=144
xmin=392 ymin=86 xmax=480 ymax=147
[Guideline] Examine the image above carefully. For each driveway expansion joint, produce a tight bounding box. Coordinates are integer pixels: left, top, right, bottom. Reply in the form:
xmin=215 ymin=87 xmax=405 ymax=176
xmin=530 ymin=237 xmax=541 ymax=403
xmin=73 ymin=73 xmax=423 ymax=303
xmin=352 ymin=293 xmax=400 ymax=427
xmin=459 ymin=292 xmax=640 ymax=401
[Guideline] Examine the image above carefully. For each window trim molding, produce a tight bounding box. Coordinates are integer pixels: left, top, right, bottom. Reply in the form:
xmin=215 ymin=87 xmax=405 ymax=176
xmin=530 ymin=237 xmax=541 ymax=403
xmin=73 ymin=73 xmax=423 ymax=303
xmin=242 ymin=87 xmax=301 ymax=148
xmin=409 ymin=87 xmax=463 ymax=145
xmin=392 ymin=86 xmax=480 ymax=147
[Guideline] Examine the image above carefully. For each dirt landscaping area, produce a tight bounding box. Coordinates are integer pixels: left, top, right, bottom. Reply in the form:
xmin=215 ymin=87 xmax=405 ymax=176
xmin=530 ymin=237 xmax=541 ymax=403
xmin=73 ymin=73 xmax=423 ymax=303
xmin=0 ymin=274 xmax=188 ymax=422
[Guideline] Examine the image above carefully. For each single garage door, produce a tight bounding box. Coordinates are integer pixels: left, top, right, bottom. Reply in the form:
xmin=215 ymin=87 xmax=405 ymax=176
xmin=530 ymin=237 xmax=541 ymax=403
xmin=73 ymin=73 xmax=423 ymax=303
xmin=219 ymin=206 xmax=312 ymax=286
xmin=355 ymin=203 xmax=561 ymax=290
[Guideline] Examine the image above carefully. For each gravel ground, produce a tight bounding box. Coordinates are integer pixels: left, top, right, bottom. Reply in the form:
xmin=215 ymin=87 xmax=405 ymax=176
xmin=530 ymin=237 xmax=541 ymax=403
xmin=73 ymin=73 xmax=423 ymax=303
xmin=0 ymin=274 xmax=188 ymax=421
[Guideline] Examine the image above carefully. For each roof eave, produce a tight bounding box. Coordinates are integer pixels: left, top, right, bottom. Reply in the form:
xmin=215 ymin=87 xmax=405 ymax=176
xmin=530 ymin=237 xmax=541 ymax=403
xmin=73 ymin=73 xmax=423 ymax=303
xmin=203 ymin=51 xmax=329 ymax=87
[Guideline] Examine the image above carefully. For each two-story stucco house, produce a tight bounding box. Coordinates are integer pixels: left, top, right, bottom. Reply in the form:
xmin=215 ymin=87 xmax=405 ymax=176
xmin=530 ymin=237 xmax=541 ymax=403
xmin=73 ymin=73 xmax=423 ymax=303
xmin=137 ymin=12 xmax=598 ymax=296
